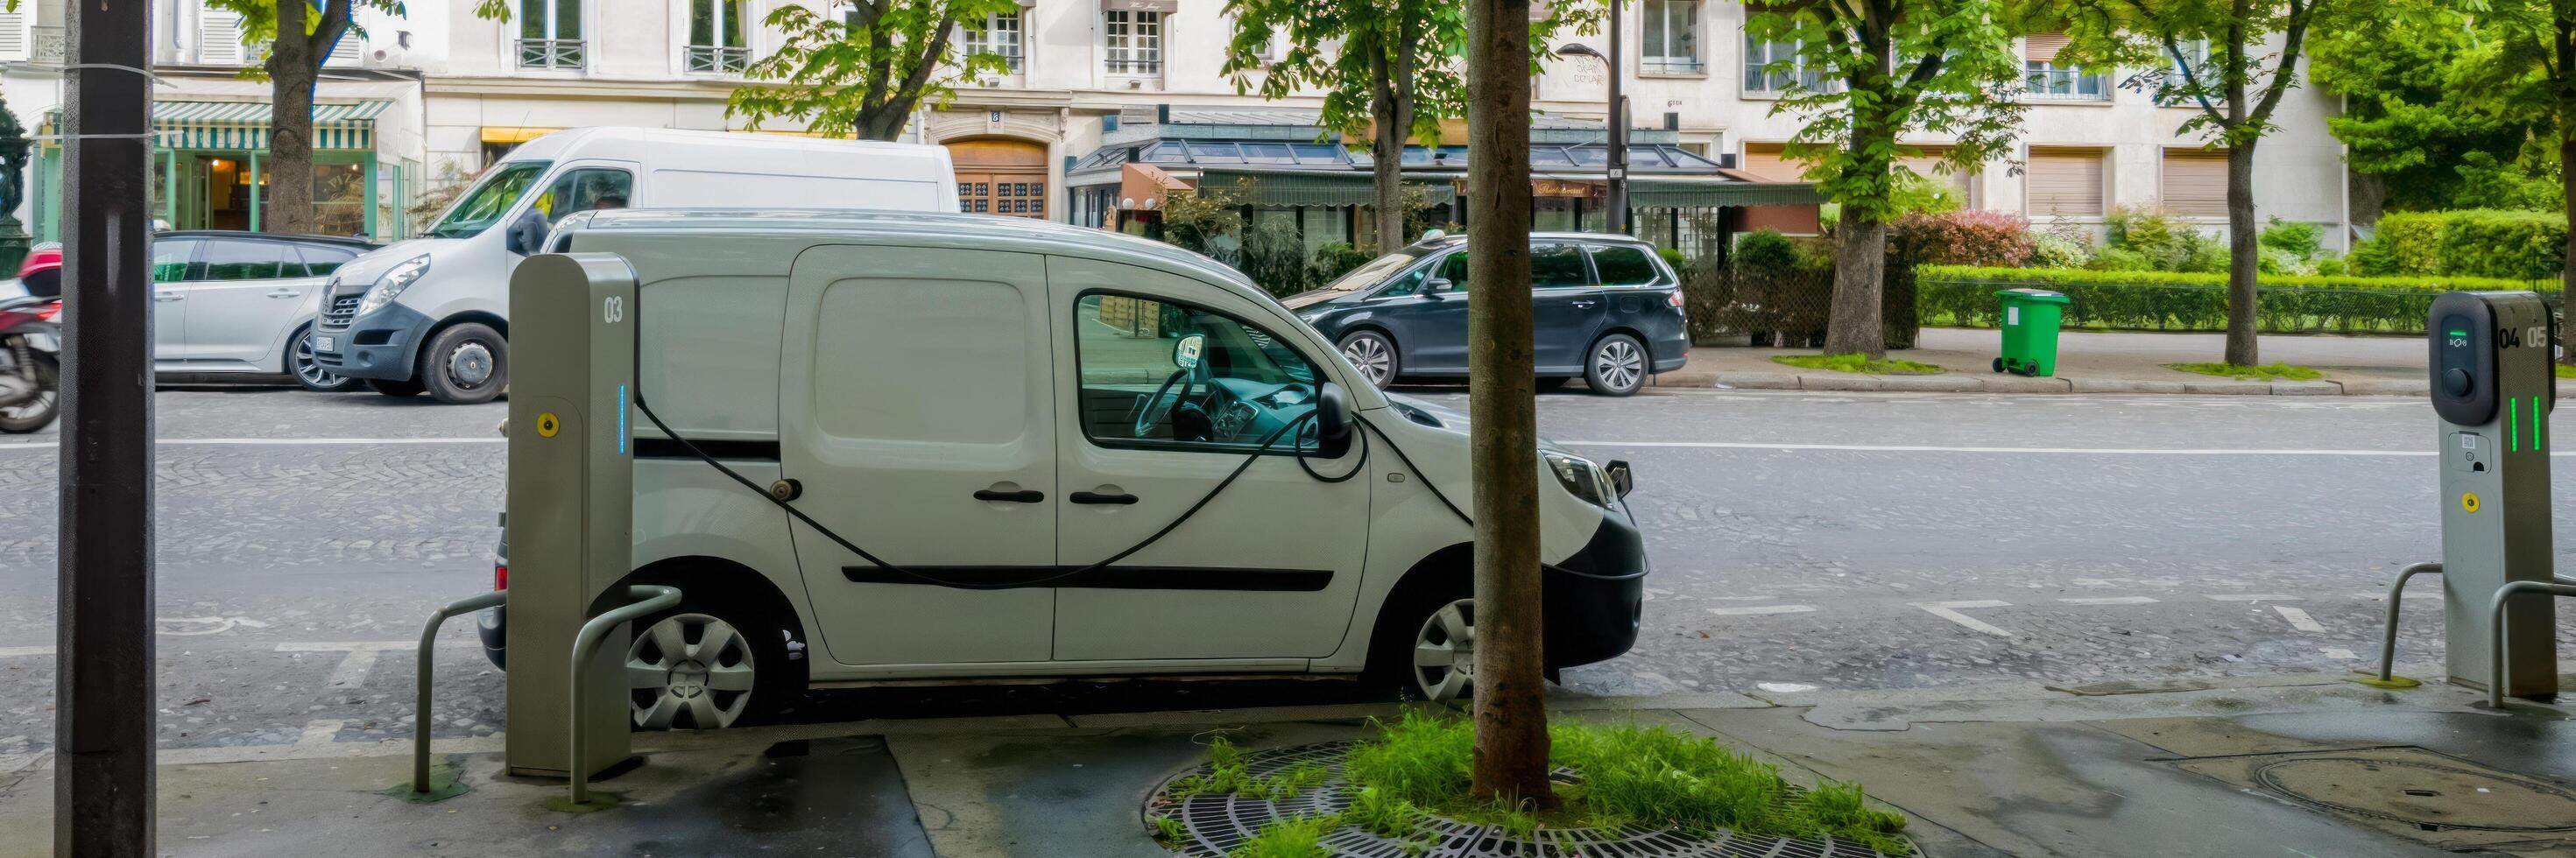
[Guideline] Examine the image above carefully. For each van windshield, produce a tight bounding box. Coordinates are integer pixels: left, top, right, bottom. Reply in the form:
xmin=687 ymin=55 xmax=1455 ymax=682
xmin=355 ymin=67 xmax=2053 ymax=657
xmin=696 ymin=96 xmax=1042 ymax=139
xmin=426 ymin=161 xmax=552 ymax=239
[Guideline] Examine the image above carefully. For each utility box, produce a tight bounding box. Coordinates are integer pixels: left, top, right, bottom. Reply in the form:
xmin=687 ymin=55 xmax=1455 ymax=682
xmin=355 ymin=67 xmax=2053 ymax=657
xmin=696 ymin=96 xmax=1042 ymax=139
xmin=2427 ymin=291 xmax=2557 ymax=700
xmin=504 ymin=253 xmax=639 ymax=777
xmin=1993 ymin=288 xmax=2069 ymax=377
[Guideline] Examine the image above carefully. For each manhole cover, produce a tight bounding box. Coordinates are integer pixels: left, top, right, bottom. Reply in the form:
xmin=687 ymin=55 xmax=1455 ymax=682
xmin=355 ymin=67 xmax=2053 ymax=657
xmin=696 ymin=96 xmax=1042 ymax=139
xmin=1145 ymin=741 xmax=1909 ymax=858
xmin=2254 ymin=757 xmax=2576 ymax=833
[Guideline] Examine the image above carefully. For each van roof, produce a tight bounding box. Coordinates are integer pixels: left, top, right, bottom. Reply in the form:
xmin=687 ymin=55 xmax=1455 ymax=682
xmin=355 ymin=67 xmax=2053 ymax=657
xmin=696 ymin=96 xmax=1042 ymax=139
xmin=500 ymin=126 xmax=943 ymax=165
xmin=565 ymin=208 xmax=1269 ymax=300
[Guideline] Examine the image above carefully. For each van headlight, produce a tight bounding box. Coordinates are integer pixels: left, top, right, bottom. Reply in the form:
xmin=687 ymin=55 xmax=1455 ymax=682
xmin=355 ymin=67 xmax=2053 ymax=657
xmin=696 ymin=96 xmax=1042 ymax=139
xmin=356 ymin=254 xmax=432 ymax=316
xmin=1544 ymin=451 xmax=1617 ymax=509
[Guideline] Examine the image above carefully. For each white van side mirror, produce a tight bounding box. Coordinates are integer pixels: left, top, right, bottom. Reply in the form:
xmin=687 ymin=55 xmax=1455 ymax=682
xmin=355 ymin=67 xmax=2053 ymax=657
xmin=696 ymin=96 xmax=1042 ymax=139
xmin=1311 ymin=383 xmax=1353 ymax=458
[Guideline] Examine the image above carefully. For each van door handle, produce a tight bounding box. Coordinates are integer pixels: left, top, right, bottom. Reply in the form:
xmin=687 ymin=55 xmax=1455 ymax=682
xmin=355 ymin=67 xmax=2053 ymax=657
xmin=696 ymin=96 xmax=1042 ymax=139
xmin=1570 ymin=299 xmax=1598 ymax=308
xmin=265 ymin=289 xmax=302 ymax=299
xmin=974 ymin=489 xmax=1045 ymax=503
xmin=1069 ymin=490 xmax=1138 ymax=505
xmin=154 ymin=292 xmax=184 ymax=302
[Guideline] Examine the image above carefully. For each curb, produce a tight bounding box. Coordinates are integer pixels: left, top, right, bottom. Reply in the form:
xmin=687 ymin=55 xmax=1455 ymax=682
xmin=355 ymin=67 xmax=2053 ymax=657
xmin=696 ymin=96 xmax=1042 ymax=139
xmin=1663 ymin=370 xmax=2438 ymax=397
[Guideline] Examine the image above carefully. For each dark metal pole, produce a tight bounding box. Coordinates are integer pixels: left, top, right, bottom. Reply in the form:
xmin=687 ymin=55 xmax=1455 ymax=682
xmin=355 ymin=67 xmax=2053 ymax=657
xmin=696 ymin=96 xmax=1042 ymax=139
xmin=1606 ymin=0 xmax=1627 ymax=235
xmin=57 ymin=2 xmax=157 ymax=857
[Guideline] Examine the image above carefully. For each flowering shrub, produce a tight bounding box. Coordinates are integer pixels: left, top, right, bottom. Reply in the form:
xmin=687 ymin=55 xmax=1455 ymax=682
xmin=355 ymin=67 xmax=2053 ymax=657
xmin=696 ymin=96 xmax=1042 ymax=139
xmin=1888 ymin=209 xmax=2036 ymax=267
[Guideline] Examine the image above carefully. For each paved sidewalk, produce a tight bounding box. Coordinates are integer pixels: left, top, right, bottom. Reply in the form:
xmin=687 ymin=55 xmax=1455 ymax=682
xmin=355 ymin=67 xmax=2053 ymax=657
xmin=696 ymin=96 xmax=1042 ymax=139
xmin=1655 ymin=328 xmax=2483 ymax=396
xmin=4 ymin=667 xmax=2571 ymax=857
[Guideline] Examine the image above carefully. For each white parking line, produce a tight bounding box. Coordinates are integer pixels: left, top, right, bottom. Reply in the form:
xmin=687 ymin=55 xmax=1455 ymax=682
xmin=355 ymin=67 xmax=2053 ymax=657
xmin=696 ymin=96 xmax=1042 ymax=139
xmin=2205 ymin=594 xmax=2303 ymax=602
xmin=0 ymin=646 xmax=53 ymax=658
xmin=276 ymin=641 xmax=427 ymax=690
xmin=1912 ymin=601 xmax=2015 ymax=637
xmin=2058 ymin=596 xmax=2159 ymax=605
xmin=1565 ymin=440 xmax=2445 ymax=456
xmin=1708 ymin=604 xmax=1817 ymax=616
xmin=2322 ymin=647 xmax=2360 ymax=660
xmin=295 ymin=720 xmax=344 ymax=749
xmin=2273 ymin=606 xmax=2328 ymax=633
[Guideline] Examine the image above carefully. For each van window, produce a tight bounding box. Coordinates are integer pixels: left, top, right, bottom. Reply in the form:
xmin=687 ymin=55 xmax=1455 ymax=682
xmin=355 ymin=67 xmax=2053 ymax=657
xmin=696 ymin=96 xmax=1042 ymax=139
xmin=299 ymin=244 xmax=360 ymax=277
xmin=535 ymin=167 xmax=634 ymax=223
xmin=151 ymin=238 xmax=200 ymax=283
xmin=1436 ymin=251 xmax=1470 ymax=292
xmin=1589 ymin=244 xmax=1662 ymax=287
xmin=1375 ymin=260 xmax=1434 ymax=298
xmin=1074 ymin=293 xmax=1320 ymax=452
xmin=427 ymin=160 xmax=551 ymax=238
xmin=1531 ymin=243 xmax=1589 ymax=288
xmin=199 ymin=238 xmax=303 ymax=280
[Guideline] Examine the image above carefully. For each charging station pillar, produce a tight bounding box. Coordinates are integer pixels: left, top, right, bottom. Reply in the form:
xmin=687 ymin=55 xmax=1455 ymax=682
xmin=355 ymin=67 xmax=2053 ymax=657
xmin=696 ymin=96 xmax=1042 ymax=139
xmin=504 ymin=253 xmax=639 ymax=777
xmin=2429 ymin=291 xmax=2558 ymax=700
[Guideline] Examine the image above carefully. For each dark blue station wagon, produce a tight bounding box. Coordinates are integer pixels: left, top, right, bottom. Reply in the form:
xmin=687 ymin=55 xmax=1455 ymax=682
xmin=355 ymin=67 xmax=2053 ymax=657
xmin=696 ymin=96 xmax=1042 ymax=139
xmin=1282 ymin=232 xmax=1690 ymax=396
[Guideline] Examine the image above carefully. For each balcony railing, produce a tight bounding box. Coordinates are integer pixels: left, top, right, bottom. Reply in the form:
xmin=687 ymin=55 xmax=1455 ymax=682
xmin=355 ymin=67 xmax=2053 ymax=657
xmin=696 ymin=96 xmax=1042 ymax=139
xmin=1105 ymin=59 xmax=1163 ymax=76
xmin=1743 ymin=67 xmax=1841 ymax=95
xmin=519 ymin=38 xmax=584 ymax=70
xmin=2025 ymin=68 xmax=2110 ymax=101
xmin=685 ymin=44 xmax=750 ymax=74
xmin=1642 ymin=56 xmax=1704 ymax=74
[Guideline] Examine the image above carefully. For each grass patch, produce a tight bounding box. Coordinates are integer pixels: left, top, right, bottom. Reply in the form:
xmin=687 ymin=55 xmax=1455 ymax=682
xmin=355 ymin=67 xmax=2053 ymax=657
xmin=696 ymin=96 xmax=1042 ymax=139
xmin=2162 ymin=362 xmax=2324 ymax=381
xmin=2556 ymin=363 xmax=2576 ymax=379
xmin=1773 ymin=354 xmax=1947 ymax=376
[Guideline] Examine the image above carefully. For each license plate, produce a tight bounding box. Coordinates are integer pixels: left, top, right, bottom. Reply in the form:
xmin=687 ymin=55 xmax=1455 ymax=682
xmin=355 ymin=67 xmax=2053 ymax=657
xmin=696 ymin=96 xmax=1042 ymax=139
xmin=314 ymin=335 xmax=335 ymax=352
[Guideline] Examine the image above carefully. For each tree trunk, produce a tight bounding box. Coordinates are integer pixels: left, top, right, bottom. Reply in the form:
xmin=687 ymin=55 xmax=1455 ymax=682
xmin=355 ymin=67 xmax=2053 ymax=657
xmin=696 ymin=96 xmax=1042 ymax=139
xmin=1825 ymin=215 xmax=1887 ymax=358
xmin=2560 ymin=125 xmax=2574 ymax=365
xmin=2223 ymin=143 xmax=2259 ymax=367
xmin=857 ymin=108 xmax=909 ymax=142
xmin=1464 ymin=0 xmax=1553 ymax=812
xmin=265 ymin=1 xmax=319 ymax=236
xmin=1372 ymin=83 xmax=1406 ymax=255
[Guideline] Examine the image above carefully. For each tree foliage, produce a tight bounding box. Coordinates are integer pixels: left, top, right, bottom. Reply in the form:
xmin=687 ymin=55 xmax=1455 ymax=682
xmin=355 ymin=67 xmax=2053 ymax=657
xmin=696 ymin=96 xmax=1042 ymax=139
xmin=2311 ymin=0 xmax=2564 ymax=211
xmin=727 ymin=0 xmax=1019 ymax=141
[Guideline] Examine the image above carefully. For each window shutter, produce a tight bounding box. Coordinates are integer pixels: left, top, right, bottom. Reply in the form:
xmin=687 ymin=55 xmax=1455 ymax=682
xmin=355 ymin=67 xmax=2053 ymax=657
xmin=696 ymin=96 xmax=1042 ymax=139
xmin=2025 ymin=146 xmax=2105 ymax=216
xmin=1738 ymin=143 xmax=1803 ymax=182
xmin=201 ymin=11 xmax=244 ymax=65
xmin=2161 ymin=149 xmax=2229 ymax=217
xmin=1893 ymin=145 xmax=1973 ymax=194
xmin=0 ymin=13 xmax=25 ymax=61
xmin=327 ymin=32 xmax=363 ymax=67
xmin=2025 ymin=32 xmax=2069 ymax=63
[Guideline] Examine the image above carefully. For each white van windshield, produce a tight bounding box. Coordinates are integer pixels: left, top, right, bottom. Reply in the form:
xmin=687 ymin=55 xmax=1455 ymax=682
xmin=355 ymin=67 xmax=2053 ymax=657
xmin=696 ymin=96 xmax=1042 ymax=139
xmin=427 ymin=161 xmax=553 ymax=239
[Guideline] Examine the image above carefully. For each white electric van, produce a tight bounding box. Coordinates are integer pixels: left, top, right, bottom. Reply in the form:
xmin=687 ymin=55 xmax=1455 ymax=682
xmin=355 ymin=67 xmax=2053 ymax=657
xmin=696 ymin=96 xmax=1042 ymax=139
xmin=478 ymin=210 xmax=1650 ymax=728
xmin=312 ymin=127 xmax=959 ymax=403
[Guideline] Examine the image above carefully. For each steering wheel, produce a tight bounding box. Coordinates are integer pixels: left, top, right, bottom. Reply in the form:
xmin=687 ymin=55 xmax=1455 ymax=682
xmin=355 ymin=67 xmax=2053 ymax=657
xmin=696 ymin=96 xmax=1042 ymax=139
xmin=1134 ymin=368 xmax=1198 ymax=439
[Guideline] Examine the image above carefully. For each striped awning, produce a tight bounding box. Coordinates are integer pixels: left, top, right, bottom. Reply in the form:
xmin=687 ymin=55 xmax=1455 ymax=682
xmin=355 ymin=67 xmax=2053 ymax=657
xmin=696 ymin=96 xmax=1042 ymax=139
xmin=1195 ymin=170 xmax=1458 ymax=208
xmin=42 ymin=100 xmax=388 ymax=151
xmin=1627 ymin=179 xmax=1826 ymax=208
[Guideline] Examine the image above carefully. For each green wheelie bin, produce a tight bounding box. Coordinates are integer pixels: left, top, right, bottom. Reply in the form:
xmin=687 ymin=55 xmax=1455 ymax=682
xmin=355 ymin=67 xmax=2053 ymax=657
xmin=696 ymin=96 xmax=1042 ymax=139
xmin=1993 ymin=288 xmax=2069 ymax=376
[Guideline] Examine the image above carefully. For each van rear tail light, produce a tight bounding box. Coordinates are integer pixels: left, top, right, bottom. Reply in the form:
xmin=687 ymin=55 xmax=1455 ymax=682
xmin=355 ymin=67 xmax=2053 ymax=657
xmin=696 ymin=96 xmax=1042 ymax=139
xmin=1667 ymin=290 xmax=1685 ymax=309
xmin=493 ymin=562 xmax=508 ymax=591
xmin=36 ymin=302 xmax=60 ymax=322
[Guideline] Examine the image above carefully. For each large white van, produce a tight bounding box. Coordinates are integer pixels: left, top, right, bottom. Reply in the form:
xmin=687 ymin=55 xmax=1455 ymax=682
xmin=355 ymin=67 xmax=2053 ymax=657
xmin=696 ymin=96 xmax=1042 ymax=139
xmin=479 ymin=209 xmax=1650 ymax=728
xmin=312 ymin=127 xmax=959 ymax=403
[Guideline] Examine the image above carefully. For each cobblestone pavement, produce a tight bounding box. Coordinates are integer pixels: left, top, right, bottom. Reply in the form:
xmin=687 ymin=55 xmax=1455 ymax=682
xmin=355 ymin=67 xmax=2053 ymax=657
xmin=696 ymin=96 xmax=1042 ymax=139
xmin=2 ymin=386 xmax=2569 ymax=760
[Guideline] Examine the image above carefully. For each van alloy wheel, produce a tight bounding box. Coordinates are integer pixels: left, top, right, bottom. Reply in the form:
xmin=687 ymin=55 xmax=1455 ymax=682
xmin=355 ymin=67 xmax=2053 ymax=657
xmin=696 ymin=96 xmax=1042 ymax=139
xmin=627 ymin=613 xmax=757 ymax=730
xmin=1411 ymin=599 xmax=1476 ymax=702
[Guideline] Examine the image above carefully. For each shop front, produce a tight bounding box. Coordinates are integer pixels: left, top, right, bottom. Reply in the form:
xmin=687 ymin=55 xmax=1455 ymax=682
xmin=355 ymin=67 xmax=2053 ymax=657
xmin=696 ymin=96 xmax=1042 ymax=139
xmin=35 ymin=100 xmax=406 ymax=242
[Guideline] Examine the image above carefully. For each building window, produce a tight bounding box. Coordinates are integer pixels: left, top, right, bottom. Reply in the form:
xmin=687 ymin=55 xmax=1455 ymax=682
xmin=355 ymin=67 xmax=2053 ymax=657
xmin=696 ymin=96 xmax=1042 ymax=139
xmin=1253 ymin=25 xmax=1288 ymax=62
xmin=1743 ymin=37 xmax=1831 ymax=94
xmin=1105 ymin=10 xmax=1162 ymax=75
xmin=519 ymin=0 xmax=583 ymax=69
xmin=963 ymin=11 xmax=1023 ymax=74
xmin=198 ymin=10 xmax=247 ymax=65
xmin=1641 ymin=0 xmax=1700 ymax=74
xmin=2161 ymin=148 xmax=2229 ymax=217
xmin=2023 ymin=33 xmax=2107 ymax=101
xmin=2158 ymin=39 xmax=2214 ymax=106
xmin=960 ymin=179 xmax=1047 ymax=218
xmin=686 ymin=0 xmax=749 ymax=74
xmin=2025 ymin=146 xmax=2107 ymax=217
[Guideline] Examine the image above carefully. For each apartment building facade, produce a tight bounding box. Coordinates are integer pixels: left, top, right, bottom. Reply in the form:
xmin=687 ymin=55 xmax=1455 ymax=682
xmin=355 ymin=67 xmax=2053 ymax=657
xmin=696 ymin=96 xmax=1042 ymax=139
xmin=0 ymin=0 xmax=2348 ymax=249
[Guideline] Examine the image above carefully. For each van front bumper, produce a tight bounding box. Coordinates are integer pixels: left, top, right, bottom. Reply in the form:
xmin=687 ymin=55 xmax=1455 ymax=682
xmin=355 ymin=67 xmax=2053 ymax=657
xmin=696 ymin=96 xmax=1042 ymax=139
xmin=313 ymin=303 xmax=433 ymax=382
xmin=1541 ymin=506 xmax=1648 ymax=669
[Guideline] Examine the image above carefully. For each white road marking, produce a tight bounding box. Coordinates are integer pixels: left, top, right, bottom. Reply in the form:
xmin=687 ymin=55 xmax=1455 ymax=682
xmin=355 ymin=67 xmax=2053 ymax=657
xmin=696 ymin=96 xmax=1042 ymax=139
xmin=1708 ymin=604 xmax=1817 ymax=616
xmin=1707 ymin=595 xmax=1778 ymax=601
xmin=2059 ymin=596 xmax=2159 ymax=605
xmin=1912 ymin=601 xmax=2015 ymax=637
xmin=2353 ymin=591 xmax=2439 ymax=601
xmin=295 ymin=720 xmax=344 ymax=749
xmin=156 ymin=615 xmax=269 ymax=636
xmin=2322 ymin=648 xmax=2361 ymax=660
xmin=276 ymin=641 xmax=422 ymax=690
xmin=2274 ymin=606 xmax=2328 ymax=633
xmin=1565 ymin=440 xmax=2453 ymax=457
xmin=1756 ymin=682 xmax=1819 ymax=693
xmin=2204 ymin=594 xmax=2303 ymax=602
xmin=0 ymin=646 xmax=53 ymax=658
xmin=0 ymin=437 xmax=504 ymax=452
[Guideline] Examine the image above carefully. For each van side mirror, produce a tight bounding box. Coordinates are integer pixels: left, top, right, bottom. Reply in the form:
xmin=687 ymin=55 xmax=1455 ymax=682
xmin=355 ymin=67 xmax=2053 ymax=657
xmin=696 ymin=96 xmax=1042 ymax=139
xmin=1311 ymin=383 xmax=1354 ymax=458
xmin=1422 ymin=278 xmax=1452 ymax=297
xmin=1605 ymin=459 xmax=1634 ymax=499
xmin=504 ymin=211 xmax=542 ymax=256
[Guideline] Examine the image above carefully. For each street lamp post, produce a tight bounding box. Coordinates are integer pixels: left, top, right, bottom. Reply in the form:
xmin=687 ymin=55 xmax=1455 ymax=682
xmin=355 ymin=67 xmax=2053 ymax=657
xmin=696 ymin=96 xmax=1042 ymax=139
xmin=1556 ymin=15 xmax=1628 ymax=235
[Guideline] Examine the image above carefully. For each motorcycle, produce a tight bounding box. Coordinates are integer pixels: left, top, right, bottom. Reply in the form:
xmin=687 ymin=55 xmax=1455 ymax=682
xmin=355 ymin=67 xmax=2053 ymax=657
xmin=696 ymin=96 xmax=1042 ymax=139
xmin=0 ymin=294 xmax=60 ymax=433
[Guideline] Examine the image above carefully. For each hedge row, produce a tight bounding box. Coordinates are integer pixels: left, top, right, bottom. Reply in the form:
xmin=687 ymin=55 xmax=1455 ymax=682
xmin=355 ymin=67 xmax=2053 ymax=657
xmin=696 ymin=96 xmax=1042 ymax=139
xmin=2352 ymin=210 xmax=2566 ymax=281
xmin=1917 ymin=266 xmax=2555 ymax=334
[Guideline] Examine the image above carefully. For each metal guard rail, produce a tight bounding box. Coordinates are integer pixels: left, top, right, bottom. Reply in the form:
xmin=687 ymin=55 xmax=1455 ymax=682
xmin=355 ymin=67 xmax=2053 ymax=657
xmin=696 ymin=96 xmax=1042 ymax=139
xmin=410 ymin=591 xmax=508 ymax=798
xmin=569 ymin=585 xmax=682 ymax=807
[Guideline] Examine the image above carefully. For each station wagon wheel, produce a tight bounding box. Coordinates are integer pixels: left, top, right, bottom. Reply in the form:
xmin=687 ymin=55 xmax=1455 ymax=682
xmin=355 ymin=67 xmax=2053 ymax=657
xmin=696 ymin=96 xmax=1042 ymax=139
xmin=291 ymin=327 xmax=360 ymax=392
xmin=1410 ymin=598 xmax=1477 ymax=703
xmin=1584 ymin=334 xmax=1647 ymax=397
xmin=1337 ymin=331 xmax=1399 ymax=388
xmin=627 ymin=612 xmax=759 ymax=730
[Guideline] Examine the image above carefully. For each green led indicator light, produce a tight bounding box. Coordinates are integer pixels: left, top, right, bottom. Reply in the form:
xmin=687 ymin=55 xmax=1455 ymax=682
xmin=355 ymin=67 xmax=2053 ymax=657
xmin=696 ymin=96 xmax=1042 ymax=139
xmin=2534 ymin=396 xmax=2544 ymax=451
xmin=2510 ymin=398 xmax=2519 ymax=452
xmin=2449 ymin=330 xmax=2469 ymax=337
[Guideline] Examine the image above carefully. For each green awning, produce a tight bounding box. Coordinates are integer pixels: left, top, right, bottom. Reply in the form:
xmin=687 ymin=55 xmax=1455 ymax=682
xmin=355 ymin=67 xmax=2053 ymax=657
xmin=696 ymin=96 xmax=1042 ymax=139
xmin=1629 ymin=180 xmax=1824 ymax=208
xmin=44 ymin=100 xmax=387 ymax=151
xmin=1196 ymin=171 xmax=1457 ymax=208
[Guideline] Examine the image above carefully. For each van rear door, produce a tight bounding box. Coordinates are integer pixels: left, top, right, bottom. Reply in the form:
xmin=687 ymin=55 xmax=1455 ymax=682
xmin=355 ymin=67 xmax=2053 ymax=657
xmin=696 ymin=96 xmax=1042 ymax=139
xmin=780 ymin=245 xmax=1059 ymax=667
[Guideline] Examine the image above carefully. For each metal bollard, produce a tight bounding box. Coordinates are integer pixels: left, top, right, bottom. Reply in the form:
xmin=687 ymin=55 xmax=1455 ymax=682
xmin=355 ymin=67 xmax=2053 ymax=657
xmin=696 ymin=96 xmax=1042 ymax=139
xmin=2486 ymin=580 xmax=2576 ymax=708
xmin=2367 ymin=562 xmax=2442 ymax=687
xmin=408 ymin=591 xmax=508 ymax=799
xmin=568 ymin=585 xmax=681 ymax=808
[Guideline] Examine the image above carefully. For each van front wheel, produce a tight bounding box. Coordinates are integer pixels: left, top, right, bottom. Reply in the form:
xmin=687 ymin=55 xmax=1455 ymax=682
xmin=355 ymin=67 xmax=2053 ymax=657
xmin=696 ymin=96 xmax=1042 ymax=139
xmin=423 ymin=323 xmax=507 ymax=404
xmin=1369 ymin=584 xmax=1477 ymax=704
xmin=625 ymin=601 xmax=790 ymax=730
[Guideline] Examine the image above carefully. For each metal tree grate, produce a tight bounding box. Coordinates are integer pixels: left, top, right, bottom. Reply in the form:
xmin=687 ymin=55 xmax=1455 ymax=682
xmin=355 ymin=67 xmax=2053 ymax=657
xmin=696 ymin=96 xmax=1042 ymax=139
xmin=1145 ymin=741 xmax=1910 ymax=858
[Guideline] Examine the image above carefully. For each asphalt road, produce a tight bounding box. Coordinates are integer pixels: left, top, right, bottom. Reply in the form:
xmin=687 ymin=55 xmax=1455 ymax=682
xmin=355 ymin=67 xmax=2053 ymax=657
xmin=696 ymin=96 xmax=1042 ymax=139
xmin=2 ymin=384 xmax=2570 ymax=760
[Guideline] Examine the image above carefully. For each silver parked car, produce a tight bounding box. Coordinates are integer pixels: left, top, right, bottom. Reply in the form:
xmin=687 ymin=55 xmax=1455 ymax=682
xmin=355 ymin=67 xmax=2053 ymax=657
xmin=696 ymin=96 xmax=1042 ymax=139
xmin=148 ymin=231 xmax=379 ymax=391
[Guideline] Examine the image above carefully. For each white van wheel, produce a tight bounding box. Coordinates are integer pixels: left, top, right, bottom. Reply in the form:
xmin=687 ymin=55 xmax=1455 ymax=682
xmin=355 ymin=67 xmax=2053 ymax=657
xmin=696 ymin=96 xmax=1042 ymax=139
xmin=1409 ymin=598 xmax=1477 ymax=703
xmin=626 ymin=612 xmax=760 ymax=730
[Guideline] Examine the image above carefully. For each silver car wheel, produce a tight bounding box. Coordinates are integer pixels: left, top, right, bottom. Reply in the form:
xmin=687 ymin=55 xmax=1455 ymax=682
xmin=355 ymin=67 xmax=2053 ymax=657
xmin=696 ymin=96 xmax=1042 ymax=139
xmin=1592 ymin=338 xmax=1644 ymax=393
xmin=292 ymin=333 xmax=344 ymax=389
xmin=1341 ymin=334 xmax=1394 ymax=386
xmin=1411 ymin=598 xmax=1476 ymax=703
xmin=626 ymin=613 xmax=757 ymax=730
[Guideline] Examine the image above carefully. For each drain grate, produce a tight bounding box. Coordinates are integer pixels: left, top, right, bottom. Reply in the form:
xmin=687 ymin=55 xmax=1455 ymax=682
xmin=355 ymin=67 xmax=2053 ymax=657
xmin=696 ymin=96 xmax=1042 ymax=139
xmin=2253 ymin=757 xmax=2576 ymax=834
xmin=1146 ymin=741 xmax=1909 ymax=858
